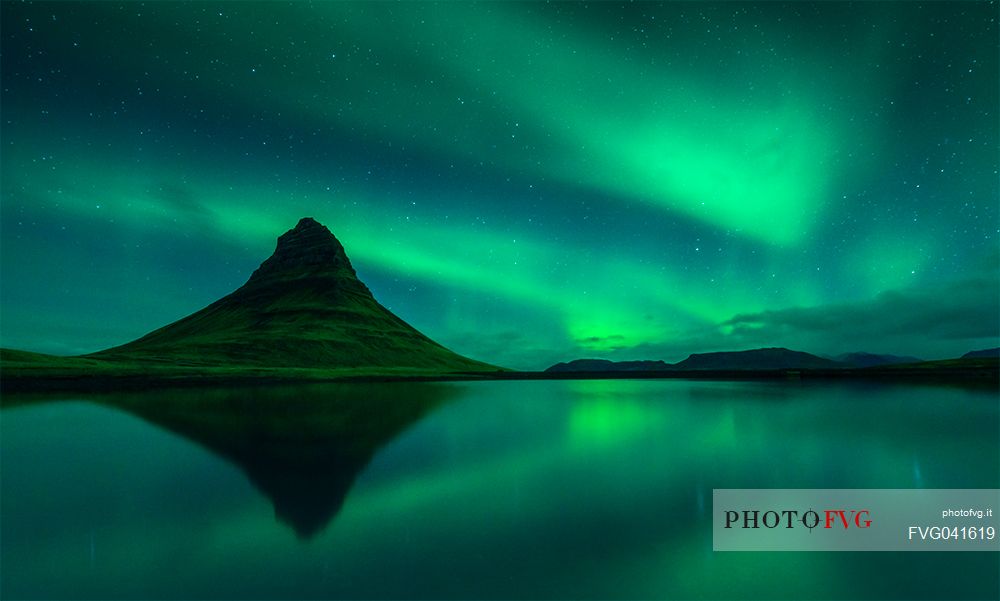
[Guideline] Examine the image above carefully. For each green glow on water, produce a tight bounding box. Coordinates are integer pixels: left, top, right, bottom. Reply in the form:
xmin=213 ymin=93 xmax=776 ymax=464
xmin=2 ymin=380 xmax=996 ymax=599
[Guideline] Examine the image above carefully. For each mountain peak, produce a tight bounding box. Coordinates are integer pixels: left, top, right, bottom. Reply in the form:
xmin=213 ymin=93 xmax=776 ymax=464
xmin=92 ymin=217 xmax=496 ymax=372
xmin=247 ymin=217 xmax=358 ymax=285
xmin=293 ymin=216 xmax=323 ymax=231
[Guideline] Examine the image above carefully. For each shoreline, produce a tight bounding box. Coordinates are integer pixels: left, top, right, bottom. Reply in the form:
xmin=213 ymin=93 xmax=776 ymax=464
xmin=2 ymin=360 xmax=997 ymax=394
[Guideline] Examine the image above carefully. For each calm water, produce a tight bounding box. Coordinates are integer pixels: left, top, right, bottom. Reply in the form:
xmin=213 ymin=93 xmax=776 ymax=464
xmin=2 ymin=379 xmax=997 ymax=600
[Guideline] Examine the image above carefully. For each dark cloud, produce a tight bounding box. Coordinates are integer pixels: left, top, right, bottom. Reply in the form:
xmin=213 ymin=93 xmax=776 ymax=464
xmin=723 ymin=276 xmax=998 ymax=343
xmin=576 ymin=335 xmax=626 ymax=344
xmin=599 ymin=275 xmax=999 ymax=364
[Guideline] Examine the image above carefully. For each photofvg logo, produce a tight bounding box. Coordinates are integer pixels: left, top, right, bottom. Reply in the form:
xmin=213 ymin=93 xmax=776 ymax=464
xmin=713 ymin=489 xmax=1000 ymax=552
xmin=724 ymin=508 xmax=871 ymax=531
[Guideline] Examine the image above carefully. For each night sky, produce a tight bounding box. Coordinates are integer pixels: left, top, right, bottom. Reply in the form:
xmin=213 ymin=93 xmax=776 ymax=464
xmin=2 ymin=1 xmax=997 ymax=369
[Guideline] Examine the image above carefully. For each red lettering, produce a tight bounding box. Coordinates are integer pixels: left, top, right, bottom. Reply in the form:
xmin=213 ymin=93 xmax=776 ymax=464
xmin=855 ymin=510 xmax=872 ymax=528
xmin=824 ymin=509 xmax=850 ymax=529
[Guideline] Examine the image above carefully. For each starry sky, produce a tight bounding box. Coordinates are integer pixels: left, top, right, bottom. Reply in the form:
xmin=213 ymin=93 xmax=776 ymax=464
xmin=1 ymin=1 xmax=997 ymax=370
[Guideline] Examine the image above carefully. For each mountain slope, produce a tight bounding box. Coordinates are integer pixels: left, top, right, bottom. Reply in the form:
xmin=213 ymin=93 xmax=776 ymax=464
xmin=91 ymin=217 xmax=495 ymax=372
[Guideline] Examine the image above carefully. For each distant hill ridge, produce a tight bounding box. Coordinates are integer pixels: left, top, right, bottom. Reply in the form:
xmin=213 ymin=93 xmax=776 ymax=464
xmin=834 ymin=352 xmax=923 ymax=367
xmin=546 ymin=359 xmax=670 ymax=373
xmin=962 ymin=348 xmax=1000 ymax=359
xmin=545 ymin=346 xmax=1000 ymax=372
xmin=675 ymin=347 xmax=842 ymax=370
xmin=546 ymin=348 xmax=841 ymax=372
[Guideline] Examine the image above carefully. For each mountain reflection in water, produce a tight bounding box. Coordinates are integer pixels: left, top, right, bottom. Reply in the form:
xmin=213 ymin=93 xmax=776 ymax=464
xmin=59 ymin=383 xmax=452 ymax=539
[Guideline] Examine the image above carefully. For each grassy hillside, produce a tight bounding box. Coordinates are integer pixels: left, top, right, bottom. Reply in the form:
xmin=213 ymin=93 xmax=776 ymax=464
xmin=1 ymin=219 xmax=500 ymax=391
xmin=90 ymin=283 xmax=496 ymax=372
xmin=0 ymin=347 xmax=499 ymax=393
xmin=89 ymin=219 xmax=497 ymax=373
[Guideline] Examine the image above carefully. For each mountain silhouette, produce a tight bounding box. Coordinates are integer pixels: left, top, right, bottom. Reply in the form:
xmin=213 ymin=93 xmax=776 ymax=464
xmin=962 ymin=347 xmax=1000 ymax=359
xmin=545 ymin=347 xmax=843 ymax=372
xmin=672 ymin=348 xmax=843 ymax=370
xmin=545 ymin=359 xmax=670 ymax=373
xmin=92 ymin=217 xmax=494 ymax=372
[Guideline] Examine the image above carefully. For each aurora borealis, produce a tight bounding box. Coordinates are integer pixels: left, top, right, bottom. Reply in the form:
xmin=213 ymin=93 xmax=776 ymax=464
xmin=1 ymin=1 xmax=997 ymax=369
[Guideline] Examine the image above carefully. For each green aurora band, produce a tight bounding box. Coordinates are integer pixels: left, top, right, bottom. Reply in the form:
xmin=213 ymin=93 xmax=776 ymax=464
xmin=1 ymin=1 xmax=997 ymax=368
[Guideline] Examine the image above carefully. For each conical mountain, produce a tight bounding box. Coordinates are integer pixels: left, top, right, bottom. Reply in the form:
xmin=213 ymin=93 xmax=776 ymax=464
xmin=94 ymin=218 xmax=494 ymax=372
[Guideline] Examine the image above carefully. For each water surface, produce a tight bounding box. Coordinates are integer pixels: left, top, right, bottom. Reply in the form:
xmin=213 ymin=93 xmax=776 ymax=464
xmin=2 ymin=379 xmax=997 ymax=599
